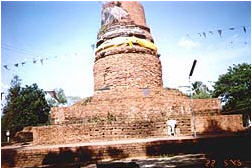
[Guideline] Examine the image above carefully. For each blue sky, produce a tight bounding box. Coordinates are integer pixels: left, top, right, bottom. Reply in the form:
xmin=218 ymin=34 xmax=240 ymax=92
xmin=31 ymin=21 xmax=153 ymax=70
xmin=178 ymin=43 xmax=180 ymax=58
xmin=1 ymin=1 xmax=251 ymax=98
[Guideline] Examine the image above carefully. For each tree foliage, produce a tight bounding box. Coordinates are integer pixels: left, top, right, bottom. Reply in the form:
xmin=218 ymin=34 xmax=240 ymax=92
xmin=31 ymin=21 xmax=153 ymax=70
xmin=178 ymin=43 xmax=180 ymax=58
xmin=47 ymin=88 xmax=67 ymax=107
xmin=212 ymin=63 xmax=251 ymax=118
xmin=191 ymin=81 xmax=212 ymax=99
xmin=2 ymin=76 xmax=50 ymax=134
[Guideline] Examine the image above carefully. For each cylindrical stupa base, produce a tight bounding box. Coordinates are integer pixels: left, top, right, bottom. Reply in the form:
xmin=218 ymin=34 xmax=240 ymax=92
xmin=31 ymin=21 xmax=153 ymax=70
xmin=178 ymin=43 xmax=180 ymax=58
xmin=94 ymin=52 xmax=162 ymax=91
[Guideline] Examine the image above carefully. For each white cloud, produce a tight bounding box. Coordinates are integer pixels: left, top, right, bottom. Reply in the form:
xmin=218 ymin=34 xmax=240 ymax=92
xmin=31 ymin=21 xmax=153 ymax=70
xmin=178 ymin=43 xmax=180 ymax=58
xmin=178 ymin=38 xmax=200 ymax=49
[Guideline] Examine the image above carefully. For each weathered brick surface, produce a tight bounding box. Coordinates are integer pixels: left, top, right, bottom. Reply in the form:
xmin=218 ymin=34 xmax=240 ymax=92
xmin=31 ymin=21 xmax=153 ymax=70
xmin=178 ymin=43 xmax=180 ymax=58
xmin=1 ymin=140 xmax=157 ymax=167
xmin=13 ymin=127 xmax=33 ymax=143
xmin=96 ymin=1 xmax=158 ymax=91
xmin=2 ymin=134 xmax=250 ymax=168
xmin=51 ymin=88 xmax=220 ymax=125
xmin=28 ymin=1 xmax=242 ymax=148
xmin=102 ymin=1 xmax=147 ymax=28
xmin=48 ymin=1 xmax=224 ymax=134
xmin=195 ymin=114 xmax=244 ymax=134
xmin=33 ymin=115 xmax=192 ymax=145
xmin=35 ymin=113 xmax=244 ymax=146
xmin=193 ymin=99 xmax=221 ymax=116
xmin=94 ymin=53 xmax=162 ymax=91
xmin=120 ymin=1 xmax=147 ymax=27
xmin=2 ymin=3 xmax=246 ymax=168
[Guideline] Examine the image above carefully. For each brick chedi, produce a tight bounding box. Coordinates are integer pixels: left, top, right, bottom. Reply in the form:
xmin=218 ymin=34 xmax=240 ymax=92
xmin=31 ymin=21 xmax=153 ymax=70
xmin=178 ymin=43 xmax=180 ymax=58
xmin=2 ymin=3 xmax=245 ymax=168
xmin=50 ymin=1 xmax=222 ymax=125
xmin=18 ymin=1 xmax=244 ymax=146
xmin=94 ymin=1 xmax=162 ymax=91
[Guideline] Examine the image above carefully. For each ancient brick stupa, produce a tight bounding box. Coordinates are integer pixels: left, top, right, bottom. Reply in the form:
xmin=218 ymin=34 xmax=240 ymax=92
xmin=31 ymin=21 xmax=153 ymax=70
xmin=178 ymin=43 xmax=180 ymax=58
xmin=94 ymin=1 xmax=162 ymax=91
xmin=31 ymin=1 xmax=243 ymax=145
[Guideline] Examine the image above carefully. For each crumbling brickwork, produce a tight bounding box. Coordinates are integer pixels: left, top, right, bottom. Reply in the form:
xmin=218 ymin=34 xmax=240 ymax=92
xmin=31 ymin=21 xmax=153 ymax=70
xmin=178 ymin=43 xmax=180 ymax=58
xmin=2 ymin=134 xmax=249 ymax=168
xmin=195 ymin=114 xmax=244 ymax=134
xmin=193 ymin=99 xmax=221 ymax=116
xmin=28 ymin=1 xmax=243 ymax=146
xmin=94 ymin=52 xmax=162 ymax=90
xmin=1 ymin=2 xmax=247 ymax=168
xmin=33 ymin=115 xmax=192 ymax=145
xmin=50 ymin=88 xmax=220 ymax=125
xmin=95 ymin=1 xmax=160 ymax=91
xmin=51 ymin=88 xmax=185 ymax=124
xmin=101 ymin=1 xmax=147 ymax=27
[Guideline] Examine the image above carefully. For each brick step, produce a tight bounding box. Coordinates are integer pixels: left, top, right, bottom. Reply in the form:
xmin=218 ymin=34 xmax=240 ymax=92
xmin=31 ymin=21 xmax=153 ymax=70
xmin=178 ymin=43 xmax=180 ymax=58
xmin=2 ymin=134 xmax=249 ymax=168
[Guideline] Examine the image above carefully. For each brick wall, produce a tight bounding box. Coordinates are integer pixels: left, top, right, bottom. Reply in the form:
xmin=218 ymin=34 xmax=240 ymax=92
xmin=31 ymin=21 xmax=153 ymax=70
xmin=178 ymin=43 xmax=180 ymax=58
xmin=193 ymin=99 xmax=221 ymax=116
xmin=51 ymin=88 xmax=220 ymax=125
xmin=195 ymin=114 xmax=244 ymax=134
xmin=2 ymin=134 xmax=250 ymax=168
xmin=33 ymin=115 xmax=192 ymax=145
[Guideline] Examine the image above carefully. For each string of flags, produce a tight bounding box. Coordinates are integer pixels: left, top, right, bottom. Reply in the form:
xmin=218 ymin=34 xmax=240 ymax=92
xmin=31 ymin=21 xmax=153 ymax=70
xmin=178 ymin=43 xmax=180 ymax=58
xmin=2 ymin=42 xmax=93 ymax=71
xmin=3 ymin=25 xmax=249 ymax=71
xmin=186 ymin=26 xmax=249 ymax=39
xmin=2 ymin=43 xmax=60 ymax=71
xmin=2 ymin=56 xmax=56 ymax=71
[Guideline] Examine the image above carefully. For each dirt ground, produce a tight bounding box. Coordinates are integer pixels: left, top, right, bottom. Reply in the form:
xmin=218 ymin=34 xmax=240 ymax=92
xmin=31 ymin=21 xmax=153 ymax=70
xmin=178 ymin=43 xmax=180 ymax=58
xmin=84 ymin=154 xmax=251 ymax=168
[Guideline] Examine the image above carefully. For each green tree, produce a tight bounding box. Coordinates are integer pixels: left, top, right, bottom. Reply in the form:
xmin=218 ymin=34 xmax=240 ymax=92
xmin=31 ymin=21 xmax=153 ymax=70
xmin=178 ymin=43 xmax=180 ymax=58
xmin=2 ymin=76 xmax=50 ymax=135
xmin=191 ymin=81 xmax=212 ymax=99
xmin=47 ymin=88 xmax=67 ymax=107
xmin=212 ymin=63 xmax=251 ymax=124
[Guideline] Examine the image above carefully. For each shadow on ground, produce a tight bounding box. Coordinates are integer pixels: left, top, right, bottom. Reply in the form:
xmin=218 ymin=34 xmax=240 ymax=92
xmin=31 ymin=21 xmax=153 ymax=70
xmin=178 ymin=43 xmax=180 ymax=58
xmin=1 ymin=149 xmax=17 ymax=168
xmin=2 ymin=129 xmax=250 ymax=168
xmin=41 ymin=146 xmax=130 ymax=168
xmin=145 ymin=131 xmax=250 ymax=168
